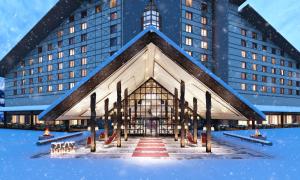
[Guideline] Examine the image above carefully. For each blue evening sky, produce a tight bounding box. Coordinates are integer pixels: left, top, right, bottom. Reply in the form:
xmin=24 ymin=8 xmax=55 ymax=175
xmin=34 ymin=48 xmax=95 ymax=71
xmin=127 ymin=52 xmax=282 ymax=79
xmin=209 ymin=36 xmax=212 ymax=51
xmin=0 ymin=0 xmax=299 ymax=60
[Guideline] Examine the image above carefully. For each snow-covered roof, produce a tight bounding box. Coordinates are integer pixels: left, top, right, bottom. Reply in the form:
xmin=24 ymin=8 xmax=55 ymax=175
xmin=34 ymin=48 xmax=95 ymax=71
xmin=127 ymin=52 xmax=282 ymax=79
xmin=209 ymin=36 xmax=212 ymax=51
xmin=39 ymin=26 xmax=265 ymax=122
xmin=255 ymin=105 xmax=300 ymax=113
xmin=0 ymin=105 xmax=50 ymax=112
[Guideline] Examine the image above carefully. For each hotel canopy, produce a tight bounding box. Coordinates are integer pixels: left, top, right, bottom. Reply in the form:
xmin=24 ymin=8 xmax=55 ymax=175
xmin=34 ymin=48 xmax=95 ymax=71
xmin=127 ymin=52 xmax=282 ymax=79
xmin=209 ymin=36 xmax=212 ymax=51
xmin=39 ymin=27 xmax=265 ymax=128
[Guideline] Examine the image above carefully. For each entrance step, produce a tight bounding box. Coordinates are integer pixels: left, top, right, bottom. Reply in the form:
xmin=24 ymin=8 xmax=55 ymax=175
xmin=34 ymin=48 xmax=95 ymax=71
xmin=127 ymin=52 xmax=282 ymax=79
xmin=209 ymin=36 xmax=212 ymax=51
xmin=132 ymin=138 xmax=169 ymax=157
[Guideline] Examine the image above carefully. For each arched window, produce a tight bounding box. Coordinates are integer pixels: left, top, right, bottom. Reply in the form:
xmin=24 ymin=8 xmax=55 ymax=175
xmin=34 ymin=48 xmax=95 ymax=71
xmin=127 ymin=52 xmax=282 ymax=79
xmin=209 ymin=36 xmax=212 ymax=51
xmin=142 ymin=0 xmax=160 ymax=30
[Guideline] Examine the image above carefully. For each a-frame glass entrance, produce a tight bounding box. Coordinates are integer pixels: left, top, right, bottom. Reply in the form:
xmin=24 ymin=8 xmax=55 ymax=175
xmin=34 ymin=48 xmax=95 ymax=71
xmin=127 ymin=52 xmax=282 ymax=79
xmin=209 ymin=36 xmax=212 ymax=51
xmin=127 ymin=78 xmax=175 ymax=136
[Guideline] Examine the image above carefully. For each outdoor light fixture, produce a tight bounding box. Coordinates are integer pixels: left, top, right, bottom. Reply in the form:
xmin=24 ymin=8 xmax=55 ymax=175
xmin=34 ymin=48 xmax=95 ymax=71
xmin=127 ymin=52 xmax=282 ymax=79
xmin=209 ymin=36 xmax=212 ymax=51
xmin=203 ymin=127 xmax=207 ymax=131
xmin=191 ymin=116 xmax=194 ymax=120
xmin=95 ymin=127 xmax=99 ymax=131
xmin=114 ymin=125 xmax=117 ymax=129
xmin=87 ymin=126 xmax=91 ymax=131
xmin=177 ymin=125 xmax=181 ymax=129
xmin=121 ymin=125 xmax=124 ymax=129
xmin=184 ymin=108 xmax=188 ymax=113
xmin=108 ymin=116 xmax=111 ymax=120
xmin=121 ymin=108 xmax=124 ymax=112
xmin=111 ymin=122 xmax=114 ymax=126
xmin=188 ymin=123 xmax=191 ymax=126
xmin=122 ymin=116 xmax=125 ymax=120
xmin=185 ymin=125 xmax=188 ymax=129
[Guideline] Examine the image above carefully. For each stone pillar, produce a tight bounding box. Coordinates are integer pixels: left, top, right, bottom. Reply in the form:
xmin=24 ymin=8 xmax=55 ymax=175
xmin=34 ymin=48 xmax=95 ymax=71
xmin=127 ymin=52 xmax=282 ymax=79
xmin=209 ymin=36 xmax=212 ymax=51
xmin=206 ymin=91 xmax=212 ymax=153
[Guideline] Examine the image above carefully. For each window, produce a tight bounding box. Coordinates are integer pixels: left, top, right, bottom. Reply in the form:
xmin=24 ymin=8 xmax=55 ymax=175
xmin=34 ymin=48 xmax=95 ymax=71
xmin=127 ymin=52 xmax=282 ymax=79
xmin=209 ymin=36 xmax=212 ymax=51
xmin=262 ymin=45 xmax=267 ymax=51
xmin=29 ymin=88 xmax=34 ymax=94
xmin=58 ymin=84 xmax=63 ymax=91
xmin=271 ymin=58 xmax=276 ymax=64
xmin=22 ymin=70 xmax=26 ymax=76
xmin=297 ymin=90 xmax=300 ymax=96
xmin=241 ymin=73 xmax=247 ymax=80
xmin=252 ymin=74 xmax=257 ymax=81
xmin=58 ymin=62 xmax=63 ymax=70
xmin=241 ymin=50 xmax=246 ymax=58
xmin=81 ymin=22 xmax=87 ymax=30
xmin=280 ymin=78 xmax=285 ymax=85
xmin=288 ymin=61 xmax=293 ymax=68
xmin=262 ymin=34 xmax=267 ymax=42
xmin=81 ymin=69 xmax=87 ymax=77
xmin=48 ymin=43 xmax=53 ymax=51
xmin=186 ymin=0 xmax=192 ymax=7
xmin=38 ymin=56 xmax=43 ymax=63
xmin=201 ymin=2 xmax=208 ymax=11
xmin=272 ymin=48 xmax=276 ymax=54
xmin=69 ymin=15 xmax=74 ymax=23
xmin=48 ymin=75 xmax=53 ymax=82
xmin=110 ymin=0 xmax=117 ymax=8
xmin=280 ymin=50 xmax=285 ymax=57
xmin=297 ymin=63 xmax=300 ymax=69
xmin=241 ymin=29 xmax=247 ymax=36
xmin=241 ymin=83 xmax=247 ymax=91
xmin=142 ymin=3 xmax=160 ymax=30
xmin=201 ymin=54 xmax=208 ymax=62
xmin=38 ymin=86 xmax=43 ymax=93
xmin=81 ymin=57 xmax=87 ymax=65
xmin=48 ymin=54 xmax=53 ymax=61
xmin=288 ymin=71 xmax=292 ymax=77
xmin=185 ymin=24 xmax=192 ymax=33
xmin=201 ymin=29 xmax=207 ymax=37
xmin=186 ymin=51 xmax=192 ymax=56
xmin=201 ymin=41 xmax=208 ymax=49
xmin=69 ymin=71 xmax=75 ymax=78
xmin=241 ymin=39 xmax=246 ymax=47
xmin=252 ymin=32 xmax=257 ymax=39
xmin=280 ymin=59 xmax=285 ymax=66
xmin=271 ymin=68 xmax=276 ymax=74
xmin=185 ymin=11 xmax=192 ymax=20
xmin=201 ymin=16 xmax=207 ymax=25
xmin=69 ymin=49 xmax=75 ymax=56
xmin=261 ymin=86 xmax=267 ymax=93
xmin=280 ymin=69 xmax=284 ymax=76
xmin=21 ymin=79 xmax=25 ymax=86
xmin=110 ymin=24 xmax=118 ymax=34
xmin=81 ymin=34 xmax=87 ymax=42
xmin=272 ymin=87 xmax=276 ymax=93
xmin=58 ymin=40 xmax=63 ymax=48
xmin=69 ymin=82 xmax=75 ymax=89
xmin=241 ymin=62 xmax=246 ymax=69
xmin=272 ymin=77 xmax=276 ymax=84
xmin=58 ymin=73 xmax=63 ymax=80
xmin=38 ymin=46 xmax=43 ymax=54
xmin=252 ymin=42 xmax=257 ymax=49
xmin=185 ymin=37 xmax=192 ymax=46
xmin=262 ymin=55 xmax=267 ymax=62
xmin=69 ymin=37 xmax=75 ymax=45
xmin=69 ymin=60 xmax=75 ymax=68
xmin=110 ymin=12 xmax=118 ymax=20
xmin=252 ymin=84 xmax=257 ymax=92
xmin=95 ymin=5 xmax=101 ymax=13
xmin=262 ymin=76 xmax=267 ymax=82
xmin=29 ymin=58 xmax=34 ymax=65
xmin=38 ymin=76 xmax=43 ymax=83
xmin=47 ymin=64 xmax=53 ymax=72
xmin=57 ymin=30 xmax=63 ymax=38
xmin=29 ymin=78 xmax=33 ymax=84
xmin=21 ymin=88 xmax=26 ymax=94
xmin=13 ymin=90 xmax=17 ymax=95
xmin=252 ymin=64 xmax=257 ymax=71
xmin=252 ymin=53 xmax=257 ymax=60
xmin=69 ymin=26 xmax=75 ymax=34
xmin=288 ymin=80 xmax=293 ymax=86
xmin=288 ymin=89 xmax=293 ymax=95
xmin=297 ymin=81 xmax=300 ymax=87
xmin=38 ymin=67 xmax=43 ymax=73
xmin=110 ymin=37 xmax=117 ymax=47
xmin=81 ymin=46 xmax=87 ymax=53
xmin=47 ymin=85 xmax=53 ymax=92
xmin=280 ymin=88 xmax=285 ymax=94
xmin=262 ymin=67 xmax=269 ymax=75
xmin=58 ymin=51 xmax=63 ymax=59
xmin=81 ymin=10 xmax=87 ymax=18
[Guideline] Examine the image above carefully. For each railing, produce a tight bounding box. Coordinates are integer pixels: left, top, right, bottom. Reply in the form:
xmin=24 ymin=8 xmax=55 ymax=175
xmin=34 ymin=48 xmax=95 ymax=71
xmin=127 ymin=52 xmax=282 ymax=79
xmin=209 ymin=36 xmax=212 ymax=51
xmin=223 ymin=132 xmax=273 ymax=146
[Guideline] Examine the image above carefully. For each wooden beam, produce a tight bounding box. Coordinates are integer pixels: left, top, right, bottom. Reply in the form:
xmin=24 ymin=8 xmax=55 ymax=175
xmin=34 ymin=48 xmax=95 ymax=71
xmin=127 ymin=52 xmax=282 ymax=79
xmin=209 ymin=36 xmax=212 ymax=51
xmin=104 ymin=98 xmax=109 ymax=141
xmin=180 ymin=81 xmax=185 ymax=148
xmin=252 ymin=119 xmax=255 ymax=129
xmin=280 ymin=113 xmax=284 ymax=128
xmin=193 ymin=97 xmax=198 ymax=143
xmin=174 ymin=88 xmax=179 ymax=141
xmin=30 ymin=112 xmax=34 ymax=130
xmin=3 ymin=112 xmax=7 ymax=128
xmin=124 ymin=88 xmax=129 ymax=141
xmin=116 ymin=81 xmax=122 ymax=147
xmin=206 ymin=91 xmax=212 ymax=153
xmin=90 ymin=93 xmax=97 ymax=152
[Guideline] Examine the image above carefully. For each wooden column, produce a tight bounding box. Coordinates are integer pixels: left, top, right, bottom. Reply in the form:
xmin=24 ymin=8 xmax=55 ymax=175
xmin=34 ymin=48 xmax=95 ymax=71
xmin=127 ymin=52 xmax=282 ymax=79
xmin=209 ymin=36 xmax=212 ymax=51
xmin=251 ymin=119 xmax=255 ymax=129
xmin=134 ymin=100 xmax=137 ymax=121
xmin=104 ymin=98 xmax=109 ymax=141
xmin=205 ymin=91 xmax=212 ymax=153
xmin=30 ymin=112 xmax=34 ymax=129
xmin=116 ymin=81 xmax=122 ymax=147
xmin=124 ymin=88 xmax=129 ymax=141
xmin=90 ymin=93 xmax=97 ymax=152
xmin=280 ymin=113 xmax=284 ymax=128
xmin=3 ymin=111 xmax=7 ymax=128
xmin=193 ymin=97 xmax=198 ymax=143
xmin=174 ymin=88 xmax=179 ymax=141
xmin=180 ymin=81 xmax=185 ymax=147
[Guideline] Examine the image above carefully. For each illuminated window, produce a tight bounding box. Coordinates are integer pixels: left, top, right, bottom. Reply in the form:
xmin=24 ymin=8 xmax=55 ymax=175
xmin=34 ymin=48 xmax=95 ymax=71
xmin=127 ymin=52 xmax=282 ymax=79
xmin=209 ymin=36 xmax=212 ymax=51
xmin=81 ymin=45 xmax=87 ymax=53
xmin=81 ymin=69 xmax=87 ymax=77
xmin=142 ymin=1 xmax=160 ymax=30
xmin=252 ymin=64 xmax=257 ymax=71
xmin=110 ymin=0 xmax=117 ymax=8
xmin=57 ymin=30 xmax=63 ymax=38
xmin=262 ymin=55 xmax=267 ymax=62
xmin=38 ymin=56 xmax=43 ymax=63
xmin=69 ymin=49 xmax=75 ymax=56
xmin=252 ymin=32 xmax=257 ymax=39
xmin=280 ymin=59 xmax=285 ymax=66
xmin=241 ymin=39 xmax=246 ymax=47
xmin=47 ymin=85 xmax=53 ymax=92
xmin=29 ymin=88 xmax=34 ymax=94
xmin=58 ymin=84 xmax=63 ymax=91
xmin=201 ymin=41 xmax=208 ymax=49
xmin=201 ymin=16 xmax=207 ymax=25
xmin=252 ymin=84 xmax=257 ymax=92
xmin=252 ymin=53 xmax=257 ymax=60
xmin=69 ymin=82 xmax=75 ymax=89
xmin=47 ymin=64 xmax=53 ymax=72
xmin=29 ymin=69 xmax=34 ymax=75
xmin=29 ymin=58 xmax=34 ymax=65
xmin=201 ymin=54 xmax=208 ymax=62
xmin=95 ymin=5 xmax=101 ymax=13
xmin=38 ymin=86 xmax=43 ymax=93
xmin=69 ymin=60 xmax=75 ymax=68
xmin=252 ymin=74 xmax=257 ymax=81
xmin=241 ymin=29 xmax=247 ymax=36
xmin=185 ymin=37 xmax=192 ymax=46
xmin=241 ymin=50 xmax=246 ymax=58
xmin=262 ymin=66 xmax=267 ymax=72
xmin=58 ymin=73 xmax=63 ymax=80
xmin=21 ymin=79 xmax=25 ymax=86
xmin=272 ymin=87 xmax=276 ymax=93
xmin=271 ymin=68 xmax=276 ymax=74
xmin=241 ymin=62 xmax=246 ymax=69
xmin=48 ymin=54 xmax=53 ymax=61
xmin=241 ymin=72 xmax=246 ymax=79
xmin=271 ymin=77 xmax=276 ymax=84
xmin=69 ymin=71 xmax=75 ymax=78
xmin=58 ymin=62 xmax=63 ymax=70
xmin=47 ymin=75 xmax=52 ymax=81
xmin=81 ymin=22 xmax=87 ymax=30
xmin=69 ymin=26 xmax=75 ymax=33
xmin=271 ymin=57 xmax=276 ymax=64
xmin=185 ymin=11 xmax=192 ymax=20
xmin=241 ymin=83 xmax=247 ymax=91
xmin=58 ymin=51 xmax=63 ymax=59
xmin=201 ymin=29 xmax=207 ymax=37
xmin=185 ymin=24 xmax=192 ymax=33
xmin=110 ymin=12 xmax=118 ymax=20
xmin=81 ymin=57 xmax=87 ymax=65
xmin=261 ymin=86 xmax=267 ymax=93
xmin=38 ymin=67 xmax=43 ymax=73
xmin=186 ymin=0 xmax=192 ymax=7
xmin=280 ymin=88 xmax=284 ymax=94
xmin=280 ymin=69 xmax=284 ymax=76
xmin=186 ymin=51 xmax=192 ymax=56
xmin=280 ymin=78 xmax=285 ymax=85
xmin=288 ymin=71 xmax=292 ymax=77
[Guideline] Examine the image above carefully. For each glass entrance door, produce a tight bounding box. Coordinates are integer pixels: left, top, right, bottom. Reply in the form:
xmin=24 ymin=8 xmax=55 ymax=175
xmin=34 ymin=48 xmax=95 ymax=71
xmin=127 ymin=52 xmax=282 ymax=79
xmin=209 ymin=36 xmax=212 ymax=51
xmin=144 ymin=118 xmax=158 ymax=136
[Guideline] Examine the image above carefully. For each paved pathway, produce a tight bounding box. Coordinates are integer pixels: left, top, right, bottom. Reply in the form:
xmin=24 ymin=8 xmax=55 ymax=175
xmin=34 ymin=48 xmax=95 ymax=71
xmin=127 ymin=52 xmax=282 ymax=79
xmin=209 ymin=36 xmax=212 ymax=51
xmin=132 ymin=138 xmax=169 ymax=157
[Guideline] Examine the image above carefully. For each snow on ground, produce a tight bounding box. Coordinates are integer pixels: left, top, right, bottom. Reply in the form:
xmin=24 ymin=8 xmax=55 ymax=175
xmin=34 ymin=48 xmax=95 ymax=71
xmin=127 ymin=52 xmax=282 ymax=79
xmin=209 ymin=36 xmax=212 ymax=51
xmin=0 ymin=128 xmax=300 ymax=180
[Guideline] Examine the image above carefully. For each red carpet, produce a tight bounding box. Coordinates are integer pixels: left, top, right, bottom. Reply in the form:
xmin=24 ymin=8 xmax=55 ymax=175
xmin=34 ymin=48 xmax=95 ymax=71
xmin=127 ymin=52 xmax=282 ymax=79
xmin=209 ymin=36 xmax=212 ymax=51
xmin=132 ymin=138 xmax=169 ymax=157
